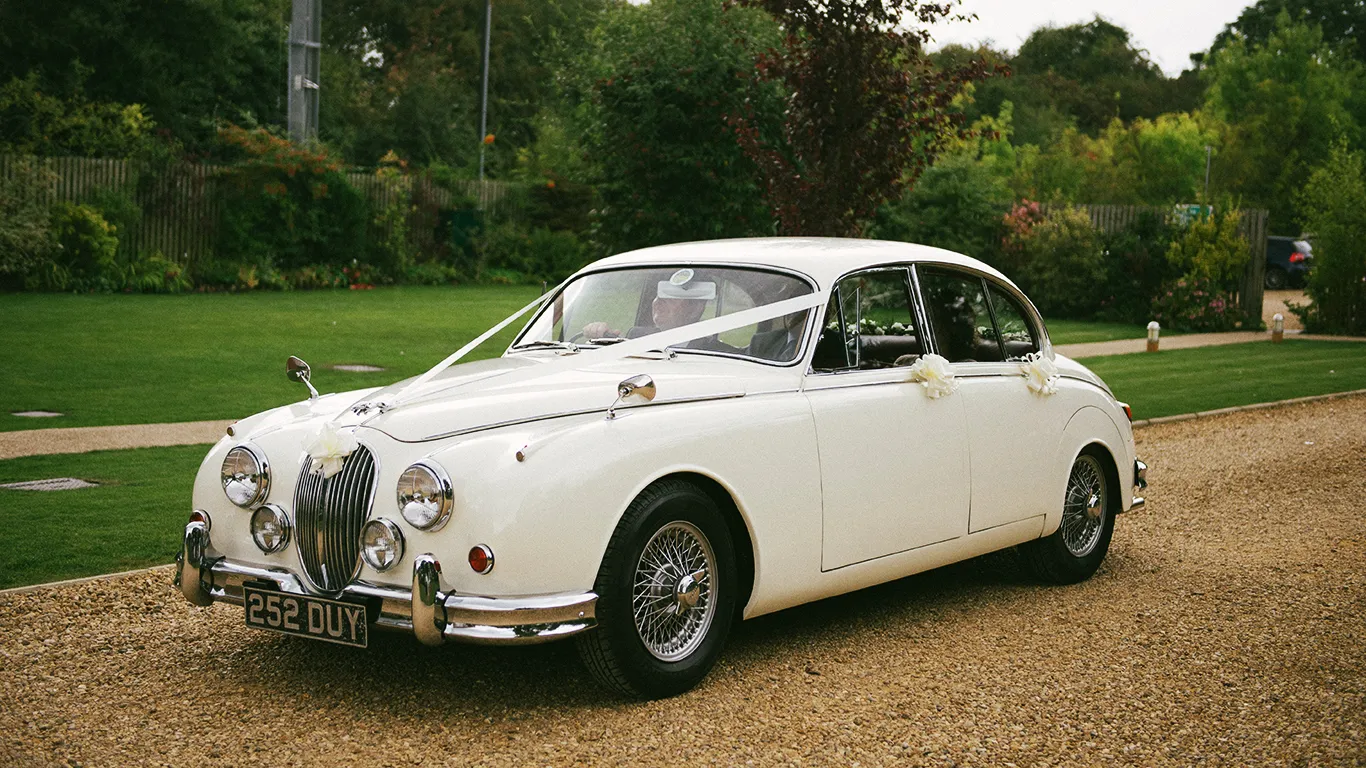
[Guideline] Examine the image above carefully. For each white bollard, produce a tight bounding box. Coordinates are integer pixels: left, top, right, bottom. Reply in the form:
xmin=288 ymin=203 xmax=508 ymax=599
xmin=1272 ymin=313 xmax=1284 ymax=343
xmin=1147 ymin=321 xmax=1160 ymax=353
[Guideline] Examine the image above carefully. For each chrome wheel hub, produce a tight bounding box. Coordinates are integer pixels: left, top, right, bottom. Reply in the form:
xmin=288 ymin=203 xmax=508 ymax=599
xmin=1062 ymin=455 xmax=1106 ymax=557
xmin=632 ymin=521 xmax=717 ymax=662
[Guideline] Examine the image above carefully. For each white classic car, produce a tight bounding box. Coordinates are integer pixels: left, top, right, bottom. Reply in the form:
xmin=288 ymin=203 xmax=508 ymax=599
xmin=177 ymin=238 xmax=1147 ymax=698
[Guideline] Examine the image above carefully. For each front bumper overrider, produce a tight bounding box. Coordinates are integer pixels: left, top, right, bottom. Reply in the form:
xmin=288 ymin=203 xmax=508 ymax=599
xmin=174 ymin=520 xmax=597 ymax=646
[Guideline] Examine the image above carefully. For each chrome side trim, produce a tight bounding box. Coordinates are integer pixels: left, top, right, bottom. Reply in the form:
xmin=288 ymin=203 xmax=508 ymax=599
xmin=176 ymin=523 xmax=598 ymax=646
xmin=1128 ymin=496 xmax=1145 ymax=512
xmin=409 ymin=391 xmax=746 ymax=442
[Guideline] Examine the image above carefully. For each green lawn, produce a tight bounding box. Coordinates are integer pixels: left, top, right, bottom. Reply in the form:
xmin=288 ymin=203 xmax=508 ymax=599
xmin=0 ymin=445 xmax=206 ymax=589
xmin=0 ymin=286 xmax=540 ymax=432
xmin=1046 ymin=319 xmax=1170 ymax=344
xmin=1081 ymin=339 xmax=1366 ymax=420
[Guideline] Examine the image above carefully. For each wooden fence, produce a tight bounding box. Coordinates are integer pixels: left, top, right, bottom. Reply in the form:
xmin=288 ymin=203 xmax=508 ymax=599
xmin=0 ymin=154 xmax=525 ymax=267
xmin=1040 ymin=203 xmax=1270 ymax=321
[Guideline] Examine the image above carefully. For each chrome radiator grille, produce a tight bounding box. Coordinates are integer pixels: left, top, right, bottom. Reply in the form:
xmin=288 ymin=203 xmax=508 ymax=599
xmin=294 ymin=445 xmax=377 ymax=592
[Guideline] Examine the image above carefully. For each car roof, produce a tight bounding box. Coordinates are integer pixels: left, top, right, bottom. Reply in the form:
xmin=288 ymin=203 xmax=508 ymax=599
xmin=581 ymin=237 xmax=1017 ymax=291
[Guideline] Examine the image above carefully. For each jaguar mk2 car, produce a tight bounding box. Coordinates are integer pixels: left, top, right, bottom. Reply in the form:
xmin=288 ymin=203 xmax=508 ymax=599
xmin=176 ymin=238 xmax=1148 ymax=698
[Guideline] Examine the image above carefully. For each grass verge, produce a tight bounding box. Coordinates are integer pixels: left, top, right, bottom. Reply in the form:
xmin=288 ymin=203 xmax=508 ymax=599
xmin=0 ymin=445 xmax=207 ymax=589
xmin=1081 ymin=339 xmax=1366 ymax=420
xmin=0 ymin=286 xmax=540 ymax=432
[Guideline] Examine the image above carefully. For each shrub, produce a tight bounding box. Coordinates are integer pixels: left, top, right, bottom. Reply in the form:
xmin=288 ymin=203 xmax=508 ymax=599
xmin=869 ymin=153 xmax=1013 ymax=266
xmin=1150 ymin=277 xmax=1241 ymax=332
xmin=33 ymin=202 xmax=120 ymax=291
xmin=0 ymin=158 xmax=56 ymax=286
xmin=1006 ymin=205 xmax=1106 ymax=318
xmin=1294 ymin=142 xmax=1366 ymax=335
xmin=121 ymin=251 xmax=192 ymax=293
xmin=215 ymin=126 xmax=369 ymax=274
xmin=482 ymin=222 xmax=594 ymax=284
xmin=1163 ymin=207 xmax=1249 ymax=286
xmin=1096 ymin=213 xmax=1182 ymax=323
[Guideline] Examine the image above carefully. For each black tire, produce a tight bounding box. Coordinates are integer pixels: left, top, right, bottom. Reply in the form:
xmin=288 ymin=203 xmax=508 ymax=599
xmin=577 ymin=478 xmax=737 ymax=699
xmin=1022 ymin=449 xmax=1115 ymax=585
xmin=1265 ymin=266 xmax=1288 ymax=290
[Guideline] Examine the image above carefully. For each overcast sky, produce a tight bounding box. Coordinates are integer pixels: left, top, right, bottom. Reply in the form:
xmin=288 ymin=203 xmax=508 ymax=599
xmin=928 ymin=0 xmax=1254 ymax=75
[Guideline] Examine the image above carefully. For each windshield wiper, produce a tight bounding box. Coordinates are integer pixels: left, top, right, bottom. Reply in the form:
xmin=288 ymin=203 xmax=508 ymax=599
xmin=587 ymin=337 xmax=628 ymax=346
xmin=511 ymin=340 xmax=580 ymax=353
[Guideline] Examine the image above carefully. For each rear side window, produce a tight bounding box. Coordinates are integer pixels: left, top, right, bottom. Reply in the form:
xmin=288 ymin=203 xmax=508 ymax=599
xmin=918 ymin=268 xmax=1002 ymax=363
xmin=812 ymin=269 xmax=924 ymax=371
xmin=986 ymin=282 xmax=1040 ymax=361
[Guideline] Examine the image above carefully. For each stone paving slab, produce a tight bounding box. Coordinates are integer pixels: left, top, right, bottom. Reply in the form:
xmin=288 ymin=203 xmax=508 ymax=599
xmin=0 ymin=419 xmax=230 ymax=460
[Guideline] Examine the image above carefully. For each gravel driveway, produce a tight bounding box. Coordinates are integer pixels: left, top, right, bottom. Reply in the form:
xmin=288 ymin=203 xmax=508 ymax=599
xmin=3 ymin=397 xmax=1363 ymax=767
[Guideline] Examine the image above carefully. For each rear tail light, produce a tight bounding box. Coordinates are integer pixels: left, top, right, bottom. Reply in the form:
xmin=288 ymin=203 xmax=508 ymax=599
xmin=469 ymin=545 xmax=494 ymax=574
xmin=1290 ymin=253 xmax=1306 ymax=264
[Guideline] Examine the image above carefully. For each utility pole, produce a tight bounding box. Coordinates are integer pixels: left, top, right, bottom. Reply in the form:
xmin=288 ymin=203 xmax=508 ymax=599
xmin=1203 ymin=145 xmax=1212 ymax=203
xmin=479 ymin=0 xmax=492 ymax=181
xmin=288 ymin=0 xmax=321 ymax=143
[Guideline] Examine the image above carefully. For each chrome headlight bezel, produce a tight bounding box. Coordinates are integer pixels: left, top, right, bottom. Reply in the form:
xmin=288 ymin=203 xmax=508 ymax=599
xmin=360 ymin=518 xmax=405 ymax=571
xmin=249 ymin=503 xmax=292 ymax=554
xmin=221 ymin=444 xmax=270 ymax=509
xmin=396 ymin=460 xmax=454 ymax=531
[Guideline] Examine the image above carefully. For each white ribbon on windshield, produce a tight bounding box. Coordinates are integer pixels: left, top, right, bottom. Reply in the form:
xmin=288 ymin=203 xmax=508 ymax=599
xmin=384 ymin=288 xmax=559 ymax=406
xmin=384 ymin=291 xmax=828 ymax=412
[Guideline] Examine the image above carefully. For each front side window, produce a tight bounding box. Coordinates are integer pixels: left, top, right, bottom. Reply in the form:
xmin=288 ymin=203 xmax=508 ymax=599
xmin=918 ymin=268 xmax=1003 ymax=363
xmin=986 ymin=282 xmax=1040 ymax=361
xmin=812 ymin=269 xmax=923 ymax=371
xmin=513 ymin=266 xmax=814 ymax=363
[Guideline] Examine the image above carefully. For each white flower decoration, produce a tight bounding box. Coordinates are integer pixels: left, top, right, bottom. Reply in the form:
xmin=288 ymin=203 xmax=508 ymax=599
xmin=908 ymin=353 xmax=958 ymax=399
xmin=304 ymin=421 xmax=359 ymax=479
xmin=1020 ymin=352 xmax=1060 ymax=396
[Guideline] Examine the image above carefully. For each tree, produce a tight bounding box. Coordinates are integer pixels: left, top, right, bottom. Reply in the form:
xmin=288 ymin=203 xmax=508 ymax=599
xmin=569 ymin=0 xmax=784 ymax=252
xmin=727 ymin=0 xmax=993 ymax=237
xmin=322 ymin=0 xmax=605 ymax=170
xmin=1294 ymin=141 xmax=1366 ymax=334
xmin=1213 ymin=0 xmax=1366 ymax=64
xmin=0 ymin=0 xmax=287 ymax=153
xmin=1203 ymin=14 xmax=1365 ymax=231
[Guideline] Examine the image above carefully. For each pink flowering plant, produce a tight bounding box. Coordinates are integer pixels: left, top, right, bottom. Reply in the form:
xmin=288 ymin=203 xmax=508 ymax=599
xmin=1150 ymin=277 xmax=1242 ymax=332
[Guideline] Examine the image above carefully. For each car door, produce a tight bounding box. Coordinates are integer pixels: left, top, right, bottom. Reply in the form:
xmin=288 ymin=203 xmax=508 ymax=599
xmin=804 ymin=267 xmax=972 ymax=571
xmin=915 ymin=265 xmax=1068 ymax=533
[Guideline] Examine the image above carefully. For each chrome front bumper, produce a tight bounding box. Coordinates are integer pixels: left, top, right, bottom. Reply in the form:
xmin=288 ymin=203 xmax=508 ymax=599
xmin=174 ymin=521 xmax=597 ymax=646
xmin=1129 ymin=458 xmax=1148 ymax=511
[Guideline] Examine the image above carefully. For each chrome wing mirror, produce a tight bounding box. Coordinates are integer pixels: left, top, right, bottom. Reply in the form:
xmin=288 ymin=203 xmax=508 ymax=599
xmin=287 ymin=355 xmax=320 ymax=400
xmin=607 ymin=374 xmax=656 ymax=420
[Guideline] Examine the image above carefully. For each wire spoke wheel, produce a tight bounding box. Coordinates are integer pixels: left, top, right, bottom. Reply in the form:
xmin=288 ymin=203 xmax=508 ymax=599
xmin=631 ymin=521 xmax=717 ymax=662
xmin=1061 ymin=454 xmax=1106 ymax=557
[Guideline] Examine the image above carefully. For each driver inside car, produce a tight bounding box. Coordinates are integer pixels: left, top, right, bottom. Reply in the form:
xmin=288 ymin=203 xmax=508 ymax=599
xmin=581 ymin=278 xmax=715 ymax=341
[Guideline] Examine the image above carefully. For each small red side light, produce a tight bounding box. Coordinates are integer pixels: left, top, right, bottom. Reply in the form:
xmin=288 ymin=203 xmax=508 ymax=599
xmin=1122 ymin=404 xmax=1133 ymax=422
xmin=189 ymin=510 xmax=211 ymax=531
xmin=468 ymin=545 xmax=494 ymax=574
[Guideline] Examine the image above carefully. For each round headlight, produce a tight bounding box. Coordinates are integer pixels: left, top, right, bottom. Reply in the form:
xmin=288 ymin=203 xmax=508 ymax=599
xmin=360 ymin=519 xmax=404 ymax=571
xmin=221 ymin=445 xmax=269 ymax=508
xmin=250 ymin=504 xmax=291 ymax=554
xmin=397 ymin=462 xmax=453 ymax=531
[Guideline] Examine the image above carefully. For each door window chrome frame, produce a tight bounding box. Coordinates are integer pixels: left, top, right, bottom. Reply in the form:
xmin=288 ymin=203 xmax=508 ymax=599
xmin=807 ymin=264 xmax=926 ymax=378
xmin=911 ymin=262 xmax=1050 ymax=373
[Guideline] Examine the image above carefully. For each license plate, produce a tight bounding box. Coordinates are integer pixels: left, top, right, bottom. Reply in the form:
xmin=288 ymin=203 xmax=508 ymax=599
xmin=243 ymin=587 xmax=368 ymax=648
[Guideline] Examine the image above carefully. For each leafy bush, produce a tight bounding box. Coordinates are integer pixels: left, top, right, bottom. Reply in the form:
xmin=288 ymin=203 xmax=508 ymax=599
xmin=1163 ymin=207 xmax=1248 ymax=286
xmin=1005 ymin=205 xmax=1106 ymax=318
xmin=33 ymin=202 xmax=120 ymax=291
xmin=1096 ymin=213 xmax=1182 ymax=323
xmin=0 ymin=158 xmax=56 ymax=286
xmin=1293 ymin=142 xmax=1366 ymax=335
xmin=121 ymin=251 xmax=192 ymax=293
xmin=1150 ymin=277 xmax=1241 ymax=332
xmin=215 ymin=126 xmax=369 ymax=274
xmin=482 ymin=222 xmax=593 ymax=284
xmin=869 ymin=152 xmax=1013 ymax=264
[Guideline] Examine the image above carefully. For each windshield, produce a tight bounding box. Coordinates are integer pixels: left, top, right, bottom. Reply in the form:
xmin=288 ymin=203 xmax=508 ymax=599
xmin=513 ymin=266 xmax=816 ymax=363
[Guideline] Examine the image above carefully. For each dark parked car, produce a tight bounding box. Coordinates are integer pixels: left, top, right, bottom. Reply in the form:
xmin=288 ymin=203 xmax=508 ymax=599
xmin=1265 ymin=237 xmax=1313 ymax=289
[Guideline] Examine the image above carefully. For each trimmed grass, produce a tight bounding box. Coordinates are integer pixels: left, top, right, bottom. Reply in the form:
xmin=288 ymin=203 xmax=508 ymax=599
xmin=0 ymin=286 xmax=540 ymax=432
xmin=1046 ymin=319 xmax=1172 ymax=345
xmin=0 ymin=444 xmax=207 ymax=589
xmin=1081 ymin=339 xmax=1366 ymax=420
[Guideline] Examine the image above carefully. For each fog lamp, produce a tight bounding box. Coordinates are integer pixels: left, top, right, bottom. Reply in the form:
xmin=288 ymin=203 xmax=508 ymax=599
xmin=250 ymin=504 xmax=291 ymax=554
xmin=360 ymin=519 xmax=405 ymax=571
